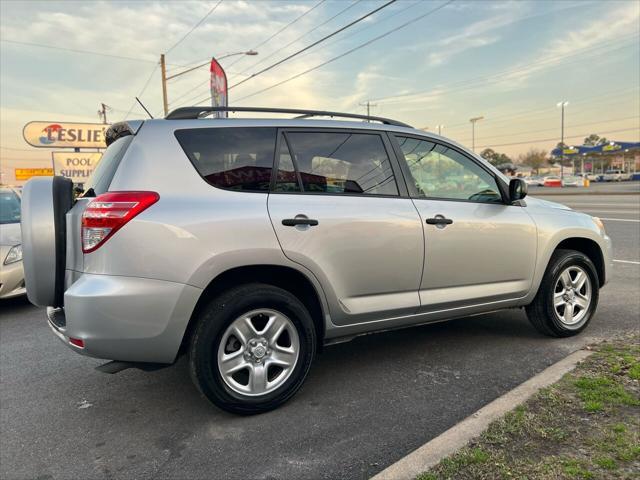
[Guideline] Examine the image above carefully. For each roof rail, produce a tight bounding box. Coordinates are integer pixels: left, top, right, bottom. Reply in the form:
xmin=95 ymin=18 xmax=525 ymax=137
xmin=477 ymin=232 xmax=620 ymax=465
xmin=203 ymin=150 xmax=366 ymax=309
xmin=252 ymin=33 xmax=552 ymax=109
xmin=165 ymin=106 xmax=412 ymax=128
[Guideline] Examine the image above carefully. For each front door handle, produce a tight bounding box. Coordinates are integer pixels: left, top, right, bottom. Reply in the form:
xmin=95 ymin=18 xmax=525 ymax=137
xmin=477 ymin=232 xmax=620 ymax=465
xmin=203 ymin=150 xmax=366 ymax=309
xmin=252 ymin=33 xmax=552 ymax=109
xmin=282 ymin=218 xmax=319 ymax=227
xmin=426 ymin=216 xmax=453 ymax=226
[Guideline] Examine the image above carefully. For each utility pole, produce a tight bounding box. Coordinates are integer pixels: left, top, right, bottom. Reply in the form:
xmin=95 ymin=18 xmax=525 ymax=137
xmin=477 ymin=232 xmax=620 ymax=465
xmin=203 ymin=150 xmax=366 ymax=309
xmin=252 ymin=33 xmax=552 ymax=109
xmin=98 ymin=103 xmax=110 ymax=124
xmin=159 ymin=50 xmax=257 ymax=117
xmin=435 ymin=124 xmax=443 ymax=135
xmin=469 ymin=116 xmax=484 ymax=152
xmin=557 ymin=101 xmax=568 ymax=180
xmin=160 ymin=54 xmax=169 ymax=117
xmin=359 ymin=100 xmax=377 ymax=121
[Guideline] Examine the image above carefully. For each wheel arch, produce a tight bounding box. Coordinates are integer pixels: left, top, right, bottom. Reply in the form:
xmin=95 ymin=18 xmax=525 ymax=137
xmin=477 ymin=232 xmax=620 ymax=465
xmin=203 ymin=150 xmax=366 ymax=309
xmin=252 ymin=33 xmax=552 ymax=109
xmin=553 ymin=237 xmax=605 ymax=287
xmin=179 ymin=264 xmax=327 ymax=356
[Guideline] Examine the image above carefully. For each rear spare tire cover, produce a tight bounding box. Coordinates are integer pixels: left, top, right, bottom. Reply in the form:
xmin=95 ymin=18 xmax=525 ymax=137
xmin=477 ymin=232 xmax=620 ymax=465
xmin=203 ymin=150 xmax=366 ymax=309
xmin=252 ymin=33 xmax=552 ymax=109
xmin=21 ymin=176 xmax=73 ymax=307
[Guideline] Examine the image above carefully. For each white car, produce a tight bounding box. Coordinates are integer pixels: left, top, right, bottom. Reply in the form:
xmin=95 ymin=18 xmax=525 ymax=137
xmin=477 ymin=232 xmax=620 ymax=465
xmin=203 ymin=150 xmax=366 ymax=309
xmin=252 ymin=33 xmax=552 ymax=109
xmin=603 ymin=170 xmax=631 ymax=182
xmin=563 ymin=176 xmax=583 ymax=187
xmin=524 ymin=176 xmax=544 ymax=187
xmin=0 ymin=187 xmax=25 ymax=299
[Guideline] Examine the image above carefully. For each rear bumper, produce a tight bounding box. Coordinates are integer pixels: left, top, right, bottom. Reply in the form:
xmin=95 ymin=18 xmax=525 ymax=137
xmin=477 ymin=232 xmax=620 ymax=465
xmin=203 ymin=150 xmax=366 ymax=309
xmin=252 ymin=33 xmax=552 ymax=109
xmin=48 ymin=273 xmax=202 ymax=363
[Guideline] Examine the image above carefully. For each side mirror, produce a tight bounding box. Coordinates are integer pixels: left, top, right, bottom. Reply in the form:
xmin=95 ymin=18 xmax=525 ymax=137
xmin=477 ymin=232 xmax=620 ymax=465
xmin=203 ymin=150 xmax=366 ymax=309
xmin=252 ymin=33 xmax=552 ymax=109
xmin=509 ymin=178 xmax=527 ymax=202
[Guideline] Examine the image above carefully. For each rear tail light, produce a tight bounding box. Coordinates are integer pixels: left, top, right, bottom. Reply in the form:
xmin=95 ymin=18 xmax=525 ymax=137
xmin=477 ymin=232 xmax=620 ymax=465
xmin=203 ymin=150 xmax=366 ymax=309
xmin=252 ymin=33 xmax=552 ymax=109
xmin=69 ymin=337 xmax=85 ymax=348
xmin=81 ymin=191 xmax=159 ymax=253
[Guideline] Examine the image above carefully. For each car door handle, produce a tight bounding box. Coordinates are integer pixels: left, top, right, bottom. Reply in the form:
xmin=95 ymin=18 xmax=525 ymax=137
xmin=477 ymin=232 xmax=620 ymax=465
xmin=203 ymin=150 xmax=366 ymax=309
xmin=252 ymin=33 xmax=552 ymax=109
xmin=426 ymin=216 xmax=453 ymax=225
xmin=282 ymin=218 xmax=319 ymax=227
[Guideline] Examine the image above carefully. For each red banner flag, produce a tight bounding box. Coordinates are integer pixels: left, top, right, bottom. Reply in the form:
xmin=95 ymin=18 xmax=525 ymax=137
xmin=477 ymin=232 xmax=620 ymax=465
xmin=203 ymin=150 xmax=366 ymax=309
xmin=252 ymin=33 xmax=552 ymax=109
xmin=210 ymin=57 xmax=228 ymax=118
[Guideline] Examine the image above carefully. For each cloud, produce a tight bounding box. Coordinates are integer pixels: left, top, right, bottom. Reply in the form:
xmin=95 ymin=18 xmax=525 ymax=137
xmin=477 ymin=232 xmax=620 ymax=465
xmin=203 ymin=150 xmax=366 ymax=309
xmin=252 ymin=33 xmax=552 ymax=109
xmin=426 ymin=1 xmax=529 ymax=66
xmin=499 ymin=1 xmax=640 ymax=86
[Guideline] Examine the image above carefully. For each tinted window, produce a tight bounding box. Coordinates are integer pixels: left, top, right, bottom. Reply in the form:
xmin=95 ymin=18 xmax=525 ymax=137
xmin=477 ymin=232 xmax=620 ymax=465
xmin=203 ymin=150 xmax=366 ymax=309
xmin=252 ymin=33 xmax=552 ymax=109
xmin=0 ymin=190 xmax=21 ymax=224
xmin=175 ymin=127 xmax=276 ymax=191
xmin=285 ymin=132 xmax=398 ymax=196
xmin=396 ymin=136 xmax=502 ymax=203
xmin=84 ymin=135 xmax=133 ymax=195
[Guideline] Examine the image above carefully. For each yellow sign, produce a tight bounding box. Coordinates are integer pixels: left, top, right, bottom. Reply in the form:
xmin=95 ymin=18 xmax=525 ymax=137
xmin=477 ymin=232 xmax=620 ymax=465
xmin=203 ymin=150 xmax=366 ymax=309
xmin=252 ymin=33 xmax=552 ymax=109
xmin=603 ymin=144 xmax=621 ymax=152
xmin=23 ymin=121 xmax=108 ymax=148
xmin=563 ymin=148 xmax=579 ymax=155
xmin=52 ymin=152 xmax=103 ymax=184
xmin=15 ymin=168 xmax=54 ymax=181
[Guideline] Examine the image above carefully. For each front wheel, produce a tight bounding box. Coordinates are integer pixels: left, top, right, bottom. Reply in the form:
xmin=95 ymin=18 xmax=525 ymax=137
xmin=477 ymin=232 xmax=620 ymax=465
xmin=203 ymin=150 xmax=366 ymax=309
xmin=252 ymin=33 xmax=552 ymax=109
xmin=526 ymin=249 xmax=599 ymax=337
xmin=189 ymin=283 xmax=316 ymax=414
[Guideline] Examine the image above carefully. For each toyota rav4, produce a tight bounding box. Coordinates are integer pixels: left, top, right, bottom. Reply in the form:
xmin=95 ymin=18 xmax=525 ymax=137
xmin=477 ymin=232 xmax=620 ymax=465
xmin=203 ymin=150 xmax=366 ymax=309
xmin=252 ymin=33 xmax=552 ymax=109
xmin=21 ymin=107 xmax=613 ymax=414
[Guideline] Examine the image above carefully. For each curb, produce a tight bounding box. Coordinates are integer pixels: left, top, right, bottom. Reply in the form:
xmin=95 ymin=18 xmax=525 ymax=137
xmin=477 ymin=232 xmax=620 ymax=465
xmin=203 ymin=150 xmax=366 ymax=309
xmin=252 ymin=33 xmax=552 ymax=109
xmin=371 ymin=349 xmax=593 ymax=480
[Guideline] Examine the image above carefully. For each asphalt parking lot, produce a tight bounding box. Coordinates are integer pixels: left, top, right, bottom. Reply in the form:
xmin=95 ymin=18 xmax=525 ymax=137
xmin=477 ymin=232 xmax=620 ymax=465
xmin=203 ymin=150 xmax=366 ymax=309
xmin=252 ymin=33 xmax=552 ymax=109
xmin=1 ymin=187 xmax=638 ymax=480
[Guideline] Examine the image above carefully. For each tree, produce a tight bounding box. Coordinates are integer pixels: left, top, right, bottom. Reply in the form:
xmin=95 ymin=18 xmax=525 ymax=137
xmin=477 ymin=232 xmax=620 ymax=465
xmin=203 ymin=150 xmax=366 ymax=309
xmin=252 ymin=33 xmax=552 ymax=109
xmin=518 ymin=148 xmax=548 ymax=174
xmin=480 ymin=148 xmax=512 ymax=167
xmin=583 ymin=134 xmax=609 ymax=146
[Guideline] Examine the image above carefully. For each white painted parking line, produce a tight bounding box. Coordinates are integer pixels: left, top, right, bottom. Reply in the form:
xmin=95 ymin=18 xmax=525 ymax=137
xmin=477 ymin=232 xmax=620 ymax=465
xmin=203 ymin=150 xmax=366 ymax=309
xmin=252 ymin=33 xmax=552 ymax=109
xmin=600 ymin=217 xmax=640 ymax=222
xmin=614 ymin=259 xmax=640 ymax=265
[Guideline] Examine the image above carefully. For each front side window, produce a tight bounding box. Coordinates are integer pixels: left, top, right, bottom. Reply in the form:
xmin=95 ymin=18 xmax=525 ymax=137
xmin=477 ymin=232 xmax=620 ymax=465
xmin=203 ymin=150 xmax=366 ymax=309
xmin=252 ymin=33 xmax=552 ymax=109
xmin=175 ymin=127 xmax=276 ymax=192
xmin=396 ymin=136 xmax=503 ymax=203
xmin=283 ymin=131 xmax=398 ymax=196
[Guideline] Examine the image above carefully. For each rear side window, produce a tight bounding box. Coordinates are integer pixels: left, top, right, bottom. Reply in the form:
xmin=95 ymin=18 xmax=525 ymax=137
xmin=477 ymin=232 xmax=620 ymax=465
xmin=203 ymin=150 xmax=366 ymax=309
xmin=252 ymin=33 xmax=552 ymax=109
xmin=282 ymin=131 xmax=398 ymax=196
xmin=84 ymin=135 xmax=133 ymax=195
xmin=175 ymin=127 xmax=276 ymax=192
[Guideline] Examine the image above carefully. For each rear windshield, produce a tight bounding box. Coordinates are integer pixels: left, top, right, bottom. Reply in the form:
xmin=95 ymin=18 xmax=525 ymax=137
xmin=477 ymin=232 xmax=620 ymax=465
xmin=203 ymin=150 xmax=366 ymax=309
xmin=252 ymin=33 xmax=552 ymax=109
xmin=83 ymin=135 xmax=133 ymax=195
xmin=175 ymin=127 xmax=276 ymax=192
xmin=0 ymin=190 xmax=21 ymax=224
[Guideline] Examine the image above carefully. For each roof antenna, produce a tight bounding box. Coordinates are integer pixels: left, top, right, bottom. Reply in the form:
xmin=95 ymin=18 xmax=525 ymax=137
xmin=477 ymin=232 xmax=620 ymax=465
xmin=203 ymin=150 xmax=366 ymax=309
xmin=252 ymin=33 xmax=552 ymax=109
xmin=136 ymin=97 xmax=154 ymax=119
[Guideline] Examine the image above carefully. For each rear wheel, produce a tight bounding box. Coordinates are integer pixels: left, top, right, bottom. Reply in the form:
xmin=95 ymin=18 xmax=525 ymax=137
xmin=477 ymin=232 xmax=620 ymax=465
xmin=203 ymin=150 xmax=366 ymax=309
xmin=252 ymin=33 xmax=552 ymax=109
xmin=526 ymin=249 xmax=599 ymax=337
xmin=189 ymin=283 xmax=316 ymax=414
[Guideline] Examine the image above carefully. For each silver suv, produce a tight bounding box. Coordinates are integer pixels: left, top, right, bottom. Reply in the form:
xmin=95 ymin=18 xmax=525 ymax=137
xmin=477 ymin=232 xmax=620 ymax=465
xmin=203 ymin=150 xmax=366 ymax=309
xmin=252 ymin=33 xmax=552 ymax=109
xmin=21 ymin=107 xmax=613 ymax=414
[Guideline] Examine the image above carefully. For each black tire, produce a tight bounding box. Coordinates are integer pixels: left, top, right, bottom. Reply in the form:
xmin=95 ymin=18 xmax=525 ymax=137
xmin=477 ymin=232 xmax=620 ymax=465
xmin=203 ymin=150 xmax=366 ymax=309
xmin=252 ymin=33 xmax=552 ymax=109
xmin=189 ymin=283 xmax=316 ymax=414
xmin=526 ymin=249 xmax=599 ymax=337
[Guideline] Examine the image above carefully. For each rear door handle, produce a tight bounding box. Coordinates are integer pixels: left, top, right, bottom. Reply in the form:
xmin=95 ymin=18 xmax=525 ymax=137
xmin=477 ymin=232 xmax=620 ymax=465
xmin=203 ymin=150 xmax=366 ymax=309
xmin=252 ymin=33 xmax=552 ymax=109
xmin=426 ymin=216 xmax=453 ymax=226
xmin=282 ymin=218 xmax=319 ymax=227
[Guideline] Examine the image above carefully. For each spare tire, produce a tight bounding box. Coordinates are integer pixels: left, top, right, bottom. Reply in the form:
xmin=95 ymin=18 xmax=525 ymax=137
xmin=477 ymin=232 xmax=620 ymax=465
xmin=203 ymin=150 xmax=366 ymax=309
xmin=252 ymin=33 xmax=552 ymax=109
xmin=21 ymin=176 xmax=73 ymax=307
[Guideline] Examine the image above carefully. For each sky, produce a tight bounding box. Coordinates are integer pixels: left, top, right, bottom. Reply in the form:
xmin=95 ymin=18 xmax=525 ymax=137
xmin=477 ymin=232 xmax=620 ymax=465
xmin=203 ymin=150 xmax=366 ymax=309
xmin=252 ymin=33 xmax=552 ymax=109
xmin=1 ymin=0 xmax=639 ymax=183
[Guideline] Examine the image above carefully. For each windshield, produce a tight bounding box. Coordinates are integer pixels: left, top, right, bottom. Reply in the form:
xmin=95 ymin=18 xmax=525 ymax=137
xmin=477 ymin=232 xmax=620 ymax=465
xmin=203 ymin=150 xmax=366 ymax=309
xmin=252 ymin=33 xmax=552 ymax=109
xmin=0 ymin=190 xmax=21 ymax=224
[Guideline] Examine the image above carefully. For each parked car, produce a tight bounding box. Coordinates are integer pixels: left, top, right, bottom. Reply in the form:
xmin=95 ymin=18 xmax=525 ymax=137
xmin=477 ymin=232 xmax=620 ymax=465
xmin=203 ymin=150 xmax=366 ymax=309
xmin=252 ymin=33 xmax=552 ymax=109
xmin=562 ymin=176 xmax=583 ymax=187
xmin=603 ymin=169 xmax=631 ymax=182
xmin=21 ymin=107 xmax=613 ymax=414
xmin=0 ymin=187 xmax=25 ymax=299
xmin=524 ymin=176 xmax=544 ymax=187
xmin=543 ymin=175 xmax=563 ymax=187
xmin=584 ymin=173 xmax=600 ymax=182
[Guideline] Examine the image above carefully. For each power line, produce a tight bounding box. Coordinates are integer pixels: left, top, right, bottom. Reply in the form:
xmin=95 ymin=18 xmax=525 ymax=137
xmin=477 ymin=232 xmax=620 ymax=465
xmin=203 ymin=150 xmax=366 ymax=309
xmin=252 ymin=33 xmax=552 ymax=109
xmin=371 ymin=33 xmax=639 ymax=105
xmin=442 ymin=87 xmax=639 ymax=132
xmin=123 ymin=63 xmax=160 ymax=120
xmin=226 ymin=0 xmax=327 ymax=69
xmin=171 ymin=1 xmax=422 ymax=109
xmin=234 ymin=0 xmax=363 ymax=77
xmin=0 ymin=39 xmax=160 ymax=64
xmin=165 ymin=0 xmax=223 ymax=54
xmin=475 ymin=128 xmax=638 ymax=149
xmin=220 ymin=0 xmax=454 ymax=105
xmin=229 ymin=0 xmax=399 ymax=90
xmin=454 ymin=115 xmax=640 ymax=144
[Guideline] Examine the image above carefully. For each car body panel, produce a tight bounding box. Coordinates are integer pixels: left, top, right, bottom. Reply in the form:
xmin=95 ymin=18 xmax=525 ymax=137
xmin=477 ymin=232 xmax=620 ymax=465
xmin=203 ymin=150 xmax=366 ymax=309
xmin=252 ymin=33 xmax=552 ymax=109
xmin=268 ymin=193 xmax=424 ymax=325
xmin=412 ymin=199 xmax=537 ymax=310
xmin=20 ymin=117 xmax=614 ymax=362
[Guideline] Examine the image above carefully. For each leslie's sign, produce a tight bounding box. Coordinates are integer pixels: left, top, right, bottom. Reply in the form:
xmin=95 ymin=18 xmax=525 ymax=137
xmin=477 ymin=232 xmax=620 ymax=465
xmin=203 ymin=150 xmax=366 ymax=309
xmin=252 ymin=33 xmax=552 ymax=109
xmin=23 ymin=121 xmax=108 ymax=148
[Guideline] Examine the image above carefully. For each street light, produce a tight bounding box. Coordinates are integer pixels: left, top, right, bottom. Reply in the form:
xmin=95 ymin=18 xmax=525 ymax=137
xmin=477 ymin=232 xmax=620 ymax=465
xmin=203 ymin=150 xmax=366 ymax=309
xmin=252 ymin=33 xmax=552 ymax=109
xmin=160 ymin=50 xmax=258 ymax=115
xmin=557 ymin=101 xmax=569 ymax=180
xmin=469 ymin=116 xmax=484 ymax=152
